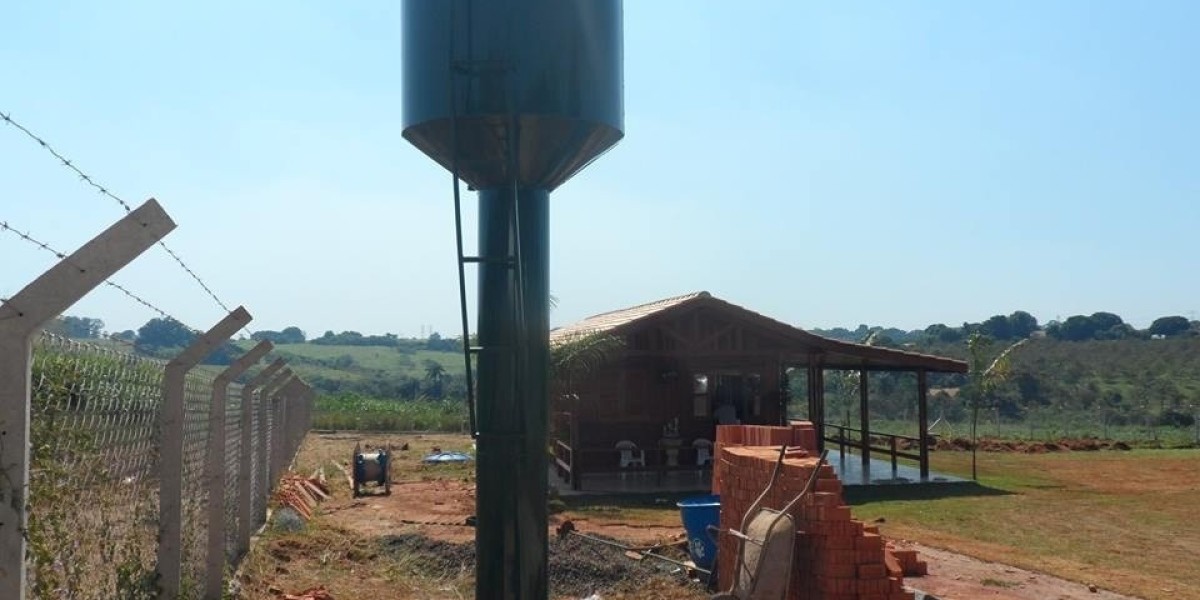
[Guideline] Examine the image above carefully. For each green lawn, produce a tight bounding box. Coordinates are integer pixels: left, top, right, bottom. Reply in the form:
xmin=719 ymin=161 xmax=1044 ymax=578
xmin=847 ymin=449 xmax=1200 ymax=600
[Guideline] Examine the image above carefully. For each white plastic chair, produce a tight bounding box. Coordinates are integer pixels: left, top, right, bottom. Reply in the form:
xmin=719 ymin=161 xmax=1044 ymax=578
xmin=693 ymin=438 xmax=714 ymax=466
xmin=615 ymin=440 xmax=646 ymax=468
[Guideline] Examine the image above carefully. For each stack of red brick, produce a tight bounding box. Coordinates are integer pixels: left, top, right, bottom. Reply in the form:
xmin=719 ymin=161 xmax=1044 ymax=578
xmin=712 ymin=423 xmax=919 ymax=600
xmin=888 ymin=547 xmax=927 ymax=577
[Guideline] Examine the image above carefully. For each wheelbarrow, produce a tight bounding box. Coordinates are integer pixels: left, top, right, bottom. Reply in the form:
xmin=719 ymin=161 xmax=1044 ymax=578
xmin=710 ymin=447 xmax=829 ymax=600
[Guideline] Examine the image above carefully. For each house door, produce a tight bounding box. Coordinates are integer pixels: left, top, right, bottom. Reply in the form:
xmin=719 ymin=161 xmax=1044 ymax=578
xmin=711 ymin=372 xmax=762 ymax=423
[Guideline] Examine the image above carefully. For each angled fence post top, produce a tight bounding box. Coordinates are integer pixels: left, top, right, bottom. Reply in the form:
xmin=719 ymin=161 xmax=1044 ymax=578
xmin=167 ymin=306 xmax=253 ymax=371
xmin=0 ymin=199 xmax=175 ymax=334
xmin=217 ymin=340 xmax=273 ymax=383
xmin=0 ymin=198 xmax=175 ymax=600
xmin=281 ymin=377 xmax=306 ymax=396
xmin=247 ymin=358 xmax=287 ymax=390
xmin=265 ymin=369 xmax=295 ymax=396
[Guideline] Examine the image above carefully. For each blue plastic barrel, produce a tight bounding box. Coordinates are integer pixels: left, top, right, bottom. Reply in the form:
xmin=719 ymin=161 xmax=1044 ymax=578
xmin=677 ymin=494 xmax=721 ymax=569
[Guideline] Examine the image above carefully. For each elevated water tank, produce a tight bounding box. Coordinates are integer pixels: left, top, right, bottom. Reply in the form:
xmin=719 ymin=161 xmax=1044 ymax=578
xmin=401 ymin=0 xmax=623 ymax=191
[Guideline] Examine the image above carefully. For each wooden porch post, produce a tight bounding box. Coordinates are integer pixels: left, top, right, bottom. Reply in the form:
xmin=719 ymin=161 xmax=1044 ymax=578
xmin=570 ymin=413 xmax=582 ymax=491
xmin=918 ymin=369 xmax=930 ymax=479
xmin=777 ymin=357 xmax=787 ymax=426
xmin=859 ymin=369 xmax=870 ymax=470
xmin=806 ymin=361 xmax=817 ymax=424
xmin=814 ymin=361 xmax=826 ymax=453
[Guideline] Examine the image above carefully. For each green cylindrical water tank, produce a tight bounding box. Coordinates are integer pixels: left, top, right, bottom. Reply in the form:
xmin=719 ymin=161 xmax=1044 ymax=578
xmin=401 ymin=0 xmax=624 ymax=191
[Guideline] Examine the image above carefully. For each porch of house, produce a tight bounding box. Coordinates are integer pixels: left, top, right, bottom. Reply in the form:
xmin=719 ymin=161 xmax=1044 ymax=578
xmin=551 ymin=411 xmax=720 ymax=493
xmin=550 ymin=412 xmax=969 ymax=494
xmin=548 ymin=446 xmax=965 ymax=495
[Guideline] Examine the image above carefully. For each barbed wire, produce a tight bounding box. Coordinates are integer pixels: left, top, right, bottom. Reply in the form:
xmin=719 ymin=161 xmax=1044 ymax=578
xmin=0 ymin=219 xmax=194 ymax=329
xmin=0 ymin=110 xmax=236 ymax=318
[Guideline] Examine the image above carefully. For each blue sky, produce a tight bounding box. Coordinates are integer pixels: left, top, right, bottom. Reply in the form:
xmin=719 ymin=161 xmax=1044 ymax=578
xmin=2 ymin=1 xmax=1197 ymax=338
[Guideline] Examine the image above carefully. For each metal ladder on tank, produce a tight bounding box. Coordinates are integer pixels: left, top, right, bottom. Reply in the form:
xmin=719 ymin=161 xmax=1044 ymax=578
xmin=446 ymin=52 xmax=529 ymax=439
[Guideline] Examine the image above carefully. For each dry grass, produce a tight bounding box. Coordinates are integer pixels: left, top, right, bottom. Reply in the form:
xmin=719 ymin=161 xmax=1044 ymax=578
xmin=237 ymin=433 xmax=705 ymax=600
xmin=849 ymin=450 xmax=1200 ymax=600
xmin=237 ymin=433 xmax=478 ymax=599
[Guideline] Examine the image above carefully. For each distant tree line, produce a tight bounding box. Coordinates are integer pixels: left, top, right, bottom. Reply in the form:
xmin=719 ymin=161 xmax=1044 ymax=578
xmin=309 ymin=329 xmax=461 ymax=352
xmin=43 ymin=316 xmax=106 ymax=339
xmin=42 ymin=315 xmax=464 ymax=370
xmin=815 ymin=310 xmax=1199 ymax=346
xmin=251 ymin=326 xmax=307 ymax=344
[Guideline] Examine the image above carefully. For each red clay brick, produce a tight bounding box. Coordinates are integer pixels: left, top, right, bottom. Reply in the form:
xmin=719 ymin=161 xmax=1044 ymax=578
xmin=858 ymin=563 xmax=887 ymax=579
xmin=856 ymin=532 xmax=884 ymax=551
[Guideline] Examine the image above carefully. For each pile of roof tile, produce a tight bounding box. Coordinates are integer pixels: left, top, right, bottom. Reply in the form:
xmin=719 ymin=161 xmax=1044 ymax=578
xmin=273 ymin=472 xmax=330 ymax=520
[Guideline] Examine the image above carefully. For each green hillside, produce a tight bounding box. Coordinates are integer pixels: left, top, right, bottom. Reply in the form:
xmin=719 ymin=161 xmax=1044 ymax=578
xmin=235 ymin=340 xmax=466 ymax=400
xmin=926 ymin=337 xmax=1200 ymax=423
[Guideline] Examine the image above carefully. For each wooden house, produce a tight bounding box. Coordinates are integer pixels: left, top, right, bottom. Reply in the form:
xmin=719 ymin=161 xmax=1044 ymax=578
xmin=550 ymin=292 xmax=967 ymax=490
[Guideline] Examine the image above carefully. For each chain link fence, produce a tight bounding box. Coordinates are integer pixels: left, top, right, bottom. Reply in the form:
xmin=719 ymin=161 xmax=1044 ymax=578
xmin=24 ymin=334 xmax=311 ymax=599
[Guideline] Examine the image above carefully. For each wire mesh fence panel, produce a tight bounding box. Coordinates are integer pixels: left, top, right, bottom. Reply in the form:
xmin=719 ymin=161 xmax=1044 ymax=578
xmin=19 ymin=333 xmax=312 ymax=600
xmin=224 ymin=382 xmax=243 ymax=562
xmin=260 ymin=388 xmax=274 ymax=520
xmin=26 ymin=334 xmax=164 ymax=600
xmin=250 ymin=391 xmax=267 ymax=532
xmin=180 ymin=368 xmax=216 ymax=597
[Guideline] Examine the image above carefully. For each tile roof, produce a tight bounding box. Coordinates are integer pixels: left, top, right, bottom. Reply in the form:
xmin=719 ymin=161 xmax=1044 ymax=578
xmin=549 ymin=291 xmax=968 ymax=373
xmin=549 ymin=291 xmax=710 ymax=342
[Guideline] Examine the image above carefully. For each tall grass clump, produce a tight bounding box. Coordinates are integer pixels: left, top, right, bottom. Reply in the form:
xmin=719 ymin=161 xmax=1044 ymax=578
xmin=27 ymin=346 xmax=163 ymax=599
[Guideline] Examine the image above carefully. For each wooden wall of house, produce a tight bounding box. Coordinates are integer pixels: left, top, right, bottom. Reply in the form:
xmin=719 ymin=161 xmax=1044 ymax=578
xmin=556 ymin=305 xmax=805 ymax=470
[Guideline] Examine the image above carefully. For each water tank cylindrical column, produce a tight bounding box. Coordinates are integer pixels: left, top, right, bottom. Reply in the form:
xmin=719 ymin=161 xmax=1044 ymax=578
xmin=475 ymin=187 xmax=550 ymax=598
xmin=402 ymin=1 xmax=623 ymax=598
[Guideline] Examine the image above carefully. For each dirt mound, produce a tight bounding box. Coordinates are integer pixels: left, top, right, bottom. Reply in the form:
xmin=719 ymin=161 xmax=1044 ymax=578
xmin=381 ymin=532 xmax=694 ymax=597
xmin=383 ymin=533 xmax=476 ymax=578
xmin=928 ymin=436 xmax=1134 ymax=453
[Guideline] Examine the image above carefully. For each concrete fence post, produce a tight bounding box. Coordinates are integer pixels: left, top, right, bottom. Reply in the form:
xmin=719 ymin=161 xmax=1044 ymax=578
xmin=203 ymin=339 xmax=270 ymax=600
xmin=157 ymin=307 xmax=252 ymax=600
xmin=260 ymin=369 xmax=293 ymax=505
xmin=281 ymin=378 xmax=308 ymax=466
xmin=237 ymin=358 xmax=284 ymax=558
xmin=279 ymin=381 xmax=294 ymax=461
xmin=300 ymin=384 xmax=313 ymax=453
xmin=0 ymin=199 xmax=174 ymax=599
xmin=300 ymin=382 xmax=315 ymax=433
xmin=270 ymin=383 xmax=289 ymax=484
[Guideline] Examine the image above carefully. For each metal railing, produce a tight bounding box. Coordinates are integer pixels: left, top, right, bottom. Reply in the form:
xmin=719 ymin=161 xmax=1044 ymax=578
xmin=823 ymin=424 xmax=925 ymax=473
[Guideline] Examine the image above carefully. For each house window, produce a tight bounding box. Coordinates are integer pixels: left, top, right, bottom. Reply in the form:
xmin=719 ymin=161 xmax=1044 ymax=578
xmin=692 ymin=374 xmax=709 ymax=417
